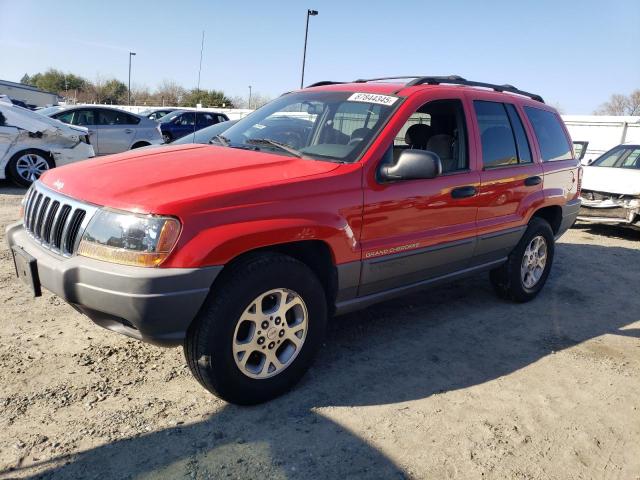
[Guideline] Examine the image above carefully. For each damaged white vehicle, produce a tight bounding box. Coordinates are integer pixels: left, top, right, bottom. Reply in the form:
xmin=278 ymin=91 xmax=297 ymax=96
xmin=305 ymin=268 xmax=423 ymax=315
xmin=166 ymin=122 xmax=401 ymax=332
xmin=0 ymin=96 xmax=94 ymax=187
xmin=579 ymin=143 xmax=640 ymax=228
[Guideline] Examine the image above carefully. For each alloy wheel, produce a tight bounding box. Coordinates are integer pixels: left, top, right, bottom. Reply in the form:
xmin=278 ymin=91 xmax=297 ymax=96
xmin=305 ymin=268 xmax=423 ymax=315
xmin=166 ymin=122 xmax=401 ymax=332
xmin=520 ymin=235 xmax=547 ymax=289
xmin=232 ymin=288 xmax=308 ymax=379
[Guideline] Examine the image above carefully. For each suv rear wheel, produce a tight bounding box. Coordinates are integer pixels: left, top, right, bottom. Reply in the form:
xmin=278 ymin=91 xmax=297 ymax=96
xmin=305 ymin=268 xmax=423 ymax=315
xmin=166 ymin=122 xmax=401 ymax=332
xmin=184 ymin=253 xmax=327 ymax=405
xmin=489 ymin=217 xmax=555 ymax=302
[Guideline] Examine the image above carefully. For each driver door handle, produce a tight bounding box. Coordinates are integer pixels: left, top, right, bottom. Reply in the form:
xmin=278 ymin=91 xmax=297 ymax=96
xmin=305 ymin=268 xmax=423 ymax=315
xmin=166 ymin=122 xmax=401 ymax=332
xmin=451 ymin=186 xmax=477 ymax=199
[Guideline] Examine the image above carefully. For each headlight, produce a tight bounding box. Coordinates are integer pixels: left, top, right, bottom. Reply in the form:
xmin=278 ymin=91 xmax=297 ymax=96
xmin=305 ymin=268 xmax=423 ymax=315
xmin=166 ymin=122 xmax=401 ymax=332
xmin=77 ymin=209 xmax=181 ymax=267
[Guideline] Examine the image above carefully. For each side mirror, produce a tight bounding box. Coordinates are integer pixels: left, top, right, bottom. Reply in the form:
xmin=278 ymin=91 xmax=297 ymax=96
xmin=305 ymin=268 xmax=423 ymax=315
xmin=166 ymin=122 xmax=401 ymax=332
xmin=380 ymin=149 xmax=442 ymax=182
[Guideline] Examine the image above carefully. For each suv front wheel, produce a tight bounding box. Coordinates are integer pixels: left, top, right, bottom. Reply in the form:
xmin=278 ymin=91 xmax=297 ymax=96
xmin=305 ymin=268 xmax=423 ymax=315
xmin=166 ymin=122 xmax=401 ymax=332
xmin=489 ymin=217 xmax=555 ymax=302
xmin=184 ymin=253 xmax=327 ymax=405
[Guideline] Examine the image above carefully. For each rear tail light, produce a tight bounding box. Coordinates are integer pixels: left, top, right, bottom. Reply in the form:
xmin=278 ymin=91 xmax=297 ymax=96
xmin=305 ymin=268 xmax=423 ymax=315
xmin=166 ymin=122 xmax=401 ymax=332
xmin=576 ymin=166 xmax=583 ymax=197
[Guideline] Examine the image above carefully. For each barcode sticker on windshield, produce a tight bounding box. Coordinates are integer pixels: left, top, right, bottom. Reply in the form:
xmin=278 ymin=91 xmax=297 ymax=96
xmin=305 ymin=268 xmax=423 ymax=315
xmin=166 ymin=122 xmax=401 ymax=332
xmin=348 ymin=93 xmax=398 ymax=106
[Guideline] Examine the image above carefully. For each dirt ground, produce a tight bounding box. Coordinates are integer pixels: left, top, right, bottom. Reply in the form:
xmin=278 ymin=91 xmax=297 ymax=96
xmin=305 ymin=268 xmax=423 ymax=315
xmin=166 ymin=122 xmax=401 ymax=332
xmin=0 ymin=180 xmax=638 ymax=480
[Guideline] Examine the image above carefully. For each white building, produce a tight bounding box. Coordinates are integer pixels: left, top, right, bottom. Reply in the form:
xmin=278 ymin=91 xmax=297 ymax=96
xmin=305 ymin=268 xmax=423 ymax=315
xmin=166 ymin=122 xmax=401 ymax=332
xmin=0 ymin=80 xmax=60 ymax=109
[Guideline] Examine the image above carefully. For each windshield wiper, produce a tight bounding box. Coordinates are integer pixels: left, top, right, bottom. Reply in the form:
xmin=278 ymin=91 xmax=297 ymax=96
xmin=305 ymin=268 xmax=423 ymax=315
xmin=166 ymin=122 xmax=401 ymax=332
xmin=211 ymin=134 xmax=230 ymax=146
xmin=245 ymin=138 xmax=306 ymax=159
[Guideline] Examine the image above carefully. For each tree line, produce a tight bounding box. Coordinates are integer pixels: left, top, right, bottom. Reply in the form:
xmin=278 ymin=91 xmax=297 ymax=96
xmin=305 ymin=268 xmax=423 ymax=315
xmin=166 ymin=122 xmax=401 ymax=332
xmin=20 ymin=69 xmax=271 ymax=109
xmin=594 ymin=89 xmax=640 ymax=115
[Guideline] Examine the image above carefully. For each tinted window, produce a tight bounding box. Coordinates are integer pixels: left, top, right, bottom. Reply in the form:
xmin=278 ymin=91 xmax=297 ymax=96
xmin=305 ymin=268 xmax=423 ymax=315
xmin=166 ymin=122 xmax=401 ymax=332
xmin=98 ymin=109 xmax=140 ymax=125
xmin=73 ymin=109 xmax=96 ymax=126
xmin=394 ymin=99 xmax=468 ymax=172
xmin=474 ymin=101 xmax=518 ymax=167
xmin=505 ymin=104 xmax=532 ymax=163
xmin=177 ymin=112 xmax=195 ymax=126
xmin=197 ymin=113 xmax=215 ymax=125
xmin=524 ymin=107 xmax=572 ymax=161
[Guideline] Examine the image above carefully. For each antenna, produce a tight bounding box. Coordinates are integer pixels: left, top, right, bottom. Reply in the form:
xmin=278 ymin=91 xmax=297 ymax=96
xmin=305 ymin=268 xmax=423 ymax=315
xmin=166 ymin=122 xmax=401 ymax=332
xmin=192 ymin=30 xmax=206 ymax=143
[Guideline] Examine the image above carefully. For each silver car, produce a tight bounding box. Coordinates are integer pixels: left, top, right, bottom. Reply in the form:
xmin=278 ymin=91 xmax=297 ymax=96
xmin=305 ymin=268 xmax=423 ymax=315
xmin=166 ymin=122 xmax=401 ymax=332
xmin=47 ymin=106 xmax=163 ymax=155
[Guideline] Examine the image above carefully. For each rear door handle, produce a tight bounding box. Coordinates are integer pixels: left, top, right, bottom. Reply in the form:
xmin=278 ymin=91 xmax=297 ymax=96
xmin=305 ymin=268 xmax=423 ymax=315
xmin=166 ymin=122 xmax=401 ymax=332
xmin=451 ymin=186 xmax=477 ymax=199
xmin=124 ymin=128 xmax=134 ymax=134
xmin=524 ymin=176 xmax=542 ymax=186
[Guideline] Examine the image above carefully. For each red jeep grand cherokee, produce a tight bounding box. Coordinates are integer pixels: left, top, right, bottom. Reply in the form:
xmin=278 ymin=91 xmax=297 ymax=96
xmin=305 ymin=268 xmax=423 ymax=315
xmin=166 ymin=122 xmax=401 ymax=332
xmin=7 ymin=76 xmax=581 ymax=404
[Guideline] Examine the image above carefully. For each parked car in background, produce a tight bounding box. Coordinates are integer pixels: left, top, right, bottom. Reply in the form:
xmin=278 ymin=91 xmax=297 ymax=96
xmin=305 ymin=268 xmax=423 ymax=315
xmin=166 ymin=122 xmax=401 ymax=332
xmin=171 ymin=120 xmax=237 ymax=144
xmin=159 ymin=110 xmax=229 ymax=143
xmin=0 ymin=96 xmax=94 ymax=187
xmin=7 ymin=76 xmax=581 ymax=404
xmin=578 ymin=143 xmax=640 ymax=228
xmin=137 ymin=108 xmax=180 ymax=121
xmin=47 ymin=106 xmax=162 ymax=155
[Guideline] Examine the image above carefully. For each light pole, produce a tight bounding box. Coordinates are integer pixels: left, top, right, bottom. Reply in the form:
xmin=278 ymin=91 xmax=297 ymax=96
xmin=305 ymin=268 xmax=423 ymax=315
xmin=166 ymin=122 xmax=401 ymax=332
xmin=248 ymin=85 xmax=252 ymax=109
xmin=128 ymin=51 xmax=136 ymax=105
xmin=300 ymin=9 xmax=318 ymax=89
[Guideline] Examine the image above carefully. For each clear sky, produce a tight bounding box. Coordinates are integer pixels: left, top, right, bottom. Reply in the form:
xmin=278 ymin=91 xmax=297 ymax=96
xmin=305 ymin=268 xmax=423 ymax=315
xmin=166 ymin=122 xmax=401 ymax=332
xmin=1 ymin=0 xmax=638 ymax=113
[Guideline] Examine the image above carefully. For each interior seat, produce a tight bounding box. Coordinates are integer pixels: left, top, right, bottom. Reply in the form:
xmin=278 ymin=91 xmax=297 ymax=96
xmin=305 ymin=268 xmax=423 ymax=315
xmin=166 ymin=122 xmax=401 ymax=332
xmin=427 ymin=134 xmax=456 ymax=172
xmin=404 ymin=124 xmax=431 ymax=149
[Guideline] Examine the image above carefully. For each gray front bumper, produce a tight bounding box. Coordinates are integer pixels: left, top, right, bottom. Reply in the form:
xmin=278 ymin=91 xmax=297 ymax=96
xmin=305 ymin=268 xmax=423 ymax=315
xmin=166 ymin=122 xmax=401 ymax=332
xmin=6 ymin=222 xmax=222 ymax=346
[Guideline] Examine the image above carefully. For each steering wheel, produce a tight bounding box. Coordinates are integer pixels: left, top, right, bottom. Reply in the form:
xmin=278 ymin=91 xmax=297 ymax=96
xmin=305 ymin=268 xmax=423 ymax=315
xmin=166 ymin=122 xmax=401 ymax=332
xmin=348 ymin=136 xmax=365 ymax=147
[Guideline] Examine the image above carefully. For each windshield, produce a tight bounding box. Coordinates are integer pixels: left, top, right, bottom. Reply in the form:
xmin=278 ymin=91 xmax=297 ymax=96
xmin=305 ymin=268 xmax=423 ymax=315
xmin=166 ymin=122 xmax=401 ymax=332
xmin=172 ymin=120 xmax=237 ymax=144
xmin=220 ymin=91 xmax=400 ymax=162
xmin=592 ymin=146 xmax=640 ymax=169
xmin=37 ymin=106 xmax=63 ymax=116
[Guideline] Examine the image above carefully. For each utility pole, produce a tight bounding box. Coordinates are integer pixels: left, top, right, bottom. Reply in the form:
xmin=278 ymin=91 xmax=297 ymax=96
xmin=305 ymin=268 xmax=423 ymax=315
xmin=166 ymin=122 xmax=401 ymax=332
xmin=248 ymin=85 xmax=252 ymax=109
xmin=300 ymin=9 xmax=318 ymax=89
xmin=128 ymin=52 xmax=136 ymax=105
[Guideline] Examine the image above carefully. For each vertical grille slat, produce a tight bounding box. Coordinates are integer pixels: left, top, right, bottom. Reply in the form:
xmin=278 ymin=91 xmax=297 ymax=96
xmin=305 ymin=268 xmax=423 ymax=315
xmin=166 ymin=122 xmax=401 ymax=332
xmin=64 ymin=210 xmax=86 ymax=254
xmin=28 ymin=193 xmax=43 ymax=232
xmin=52 ymin=205 xmax=72 ymax=250
xmin=43 ymin=201 xmax=60 ymax=243
xmin=22 ymin=183 xmax=92 ymax=256
xmin=35 ymin=197 xmax=51 ymax=239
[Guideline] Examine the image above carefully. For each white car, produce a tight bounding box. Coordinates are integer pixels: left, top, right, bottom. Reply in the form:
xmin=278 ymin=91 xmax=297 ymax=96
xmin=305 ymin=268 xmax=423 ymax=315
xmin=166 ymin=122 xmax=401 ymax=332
xmin=0 ymin=97 xmax=95 ymax=187
xmin=47 ymin=106 xmax=163 ymax=155
xmin=578 ymin=143 xmax=640 ymax=227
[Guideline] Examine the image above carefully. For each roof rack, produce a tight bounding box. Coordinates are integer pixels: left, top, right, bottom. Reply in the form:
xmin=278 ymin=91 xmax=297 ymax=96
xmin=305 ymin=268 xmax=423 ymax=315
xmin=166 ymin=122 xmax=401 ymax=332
xmin=305 ymin=76 xmax=544 ymax=103
xmin=305 ymin=81 xmax=346 ymax=88
xmin=404 ymin=76 xmax=544 ymax=103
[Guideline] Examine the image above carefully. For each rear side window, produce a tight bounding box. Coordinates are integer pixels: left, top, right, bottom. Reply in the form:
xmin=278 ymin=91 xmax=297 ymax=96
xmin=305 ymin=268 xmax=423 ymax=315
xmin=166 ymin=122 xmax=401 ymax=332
xmin=474 ymin=101 xmax=518 ymax=167
xmin=504 ymin=104 xmax=532 ymax=163
xmin=524 ymin=107 xmax=572 ymax=161
xmin=98 ymin=110 xmax=140 ymax=125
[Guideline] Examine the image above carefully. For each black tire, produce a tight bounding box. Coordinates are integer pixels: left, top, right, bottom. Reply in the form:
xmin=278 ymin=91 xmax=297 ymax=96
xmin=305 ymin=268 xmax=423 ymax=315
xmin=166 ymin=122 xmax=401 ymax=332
xmin=489 ymin=217 xmax=555 ymax=303
xmin=162 ymin=133 xmax=172 ymax=144
xmin=184 ymin=253 xmax=327 ymax=405
xmin=7 ymin=149 xmax=55 ymax=188
xmin=131 ymin=141 xmax=150 ymax=149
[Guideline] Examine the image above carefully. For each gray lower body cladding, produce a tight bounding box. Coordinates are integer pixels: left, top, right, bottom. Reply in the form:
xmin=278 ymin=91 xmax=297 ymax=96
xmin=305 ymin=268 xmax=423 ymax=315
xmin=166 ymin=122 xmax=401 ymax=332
xmin=6 ymin=222 xmax=222 ymax=346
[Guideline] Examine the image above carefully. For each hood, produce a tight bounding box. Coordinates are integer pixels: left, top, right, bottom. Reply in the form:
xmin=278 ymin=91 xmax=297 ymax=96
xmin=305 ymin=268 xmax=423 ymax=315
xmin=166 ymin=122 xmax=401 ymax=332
xmin=40 ymin=144 xmax=341 ymax=213
xmin=582 ymin=166 xmax=640 ymax=196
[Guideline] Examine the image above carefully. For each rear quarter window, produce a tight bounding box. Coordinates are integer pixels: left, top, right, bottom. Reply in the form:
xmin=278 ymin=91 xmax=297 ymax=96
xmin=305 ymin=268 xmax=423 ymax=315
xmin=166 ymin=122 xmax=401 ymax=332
xmin=524 ymin=107 xmax=572 ymax=162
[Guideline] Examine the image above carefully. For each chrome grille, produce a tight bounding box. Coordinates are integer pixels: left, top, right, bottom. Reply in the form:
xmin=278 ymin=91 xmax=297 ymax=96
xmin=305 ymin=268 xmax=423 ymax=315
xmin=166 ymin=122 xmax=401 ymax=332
xmin=22 ymin=182 xmax=99 ymax=256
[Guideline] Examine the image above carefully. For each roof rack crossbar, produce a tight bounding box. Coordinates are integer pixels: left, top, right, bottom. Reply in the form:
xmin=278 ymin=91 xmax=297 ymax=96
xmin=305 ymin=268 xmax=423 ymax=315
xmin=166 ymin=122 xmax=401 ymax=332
xmin=353 ymin=76 xmax=424 ymax=83
xmin=405 ymin=76 xmax=544 ymax=103
xmin=305 ymin=81 xmax=346 ymax=88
